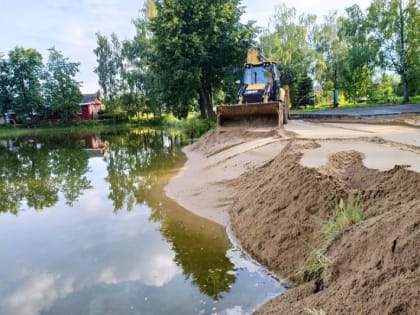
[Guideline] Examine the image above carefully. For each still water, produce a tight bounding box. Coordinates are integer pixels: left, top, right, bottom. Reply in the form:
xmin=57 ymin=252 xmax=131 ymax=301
xmin=0 ymin=129 xmax=283 ymax=315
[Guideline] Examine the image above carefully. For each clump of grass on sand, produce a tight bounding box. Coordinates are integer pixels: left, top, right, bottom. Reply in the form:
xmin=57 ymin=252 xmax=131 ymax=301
xmin=304 ymin=308 xmax=327 ymax=315
xmin=298 ymin=196 xmax=365 ymax=283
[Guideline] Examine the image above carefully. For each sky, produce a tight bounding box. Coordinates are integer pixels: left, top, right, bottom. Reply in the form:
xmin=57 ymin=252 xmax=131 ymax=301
xmin=1 ymin=0 xmax=369 ymax=93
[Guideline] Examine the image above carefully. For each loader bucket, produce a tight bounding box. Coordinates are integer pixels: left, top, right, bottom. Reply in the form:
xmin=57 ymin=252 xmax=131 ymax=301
xmin=216 ymin=102 xmax=286 ymax=128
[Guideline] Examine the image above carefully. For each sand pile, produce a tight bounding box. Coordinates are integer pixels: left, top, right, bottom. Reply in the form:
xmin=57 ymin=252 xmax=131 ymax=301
xmin=229 ymin=141 xmax=420 ymax=314
xmin=189 ymin=128 xmax=280 ymax=156
xmin=166 ymin=120 xmax=420 ymax=314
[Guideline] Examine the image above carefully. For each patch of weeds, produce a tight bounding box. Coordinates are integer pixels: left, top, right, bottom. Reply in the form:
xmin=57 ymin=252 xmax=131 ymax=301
xmin=297 ymin=195 xmax=365 ymax=284
xmin=304 ymin=308 xmax=327 ymax=315
xmin=298 ymin=243 xmax=331 ymax=283
xmin=322 ymin=196 xmax=365 ymax=241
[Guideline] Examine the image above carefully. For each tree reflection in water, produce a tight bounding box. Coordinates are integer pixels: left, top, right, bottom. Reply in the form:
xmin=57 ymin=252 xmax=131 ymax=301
xmin=0 ymin=136 xmax=92 ymax=214
xmin=0 ymin=129 xmax=238 ymax=302
xmin=103 ymin=128 xmax=237 ymax=300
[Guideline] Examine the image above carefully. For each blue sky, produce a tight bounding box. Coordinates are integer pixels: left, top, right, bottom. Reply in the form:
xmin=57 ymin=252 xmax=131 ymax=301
xmin=1 ymin=0 xmax=368 ymax=93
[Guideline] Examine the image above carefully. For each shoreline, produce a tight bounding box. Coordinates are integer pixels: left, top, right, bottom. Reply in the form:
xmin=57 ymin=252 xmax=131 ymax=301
xmin=165 ymin=120 xmax=420 ymax=314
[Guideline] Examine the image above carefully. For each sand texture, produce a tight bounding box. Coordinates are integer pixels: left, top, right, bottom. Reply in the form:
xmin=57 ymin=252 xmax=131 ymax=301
xmin=166 ymin=119 xmax=420 ymax=315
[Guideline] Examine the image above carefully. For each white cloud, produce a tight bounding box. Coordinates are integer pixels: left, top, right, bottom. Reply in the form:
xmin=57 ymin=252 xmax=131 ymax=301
xmin=1 ymin=271 xmax=74 ymax=315
xmin=97 ymin=253 xmax=181 ymax=287
xmin=2 ymin=0 xmax=371 ymax=94
xmin=242 ymin=0 xmax=370 ymax=27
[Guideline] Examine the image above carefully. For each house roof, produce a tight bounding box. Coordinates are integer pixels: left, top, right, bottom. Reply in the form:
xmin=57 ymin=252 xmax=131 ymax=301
xmin=80 ymin=94 xmax=99 ymax=105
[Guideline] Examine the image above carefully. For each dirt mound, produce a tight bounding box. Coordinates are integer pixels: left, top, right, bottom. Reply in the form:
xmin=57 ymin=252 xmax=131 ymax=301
xmin=229 ymin=141 xmax=420 ymax=314
xmin=189 ymin=128 xmax=280 ymax=156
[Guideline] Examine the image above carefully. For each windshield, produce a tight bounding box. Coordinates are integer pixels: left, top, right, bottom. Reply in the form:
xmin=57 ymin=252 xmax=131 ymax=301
xmin=243 ymin=65 xmax=273 ymax=85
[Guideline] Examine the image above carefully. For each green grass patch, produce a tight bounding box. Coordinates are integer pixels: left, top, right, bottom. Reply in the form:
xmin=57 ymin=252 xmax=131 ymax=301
xmin=0 ymin=112 xmax=216 ymax=140
xmin=322 ymin=197 xmax=365 ymax=241
xmin=0 ymin=120 xmax=132 ymax=139
xmin=292 ymin=95 xmax=420 ymax=113
xmin=156 ymin=112 xmax=216 ymax=138
xmin=297 ymin=196 xmax=365 ymax=283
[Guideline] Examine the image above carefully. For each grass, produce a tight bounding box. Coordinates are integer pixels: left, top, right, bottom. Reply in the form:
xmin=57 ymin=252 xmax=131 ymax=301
xmin=322 ymin=197 xmax=365 ymax=241
xmin=297 ymin=196 xmax=365 ymax=283
xmin=304 ymin=308 xmax=327 ymax=315
xmin=291 ymin=95 xmax=420 ymax=113
xmin=0 ymin=112 xmax=216 ymax=139
xmin=0 ymin=121 xmax=132 ymax=139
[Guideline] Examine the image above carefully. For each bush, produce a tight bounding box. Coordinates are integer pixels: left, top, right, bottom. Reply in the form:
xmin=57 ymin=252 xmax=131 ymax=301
xmin=184 ymin=117 xmax=215 ymax=138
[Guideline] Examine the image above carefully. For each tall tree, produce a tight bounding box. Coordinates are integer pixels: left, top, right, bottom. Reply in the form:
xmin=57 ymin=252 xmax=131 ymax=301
xmin=43 ymin=47 xmax=82 ymax=121
xmin=260 ymin=5 xmax=316 ymax=107
xmin=93 ymin=33 xmax=122 ymax=104
xmin=150 ymin=0 xmax=255 ymax=119
xmin=368 ymin=0 xmax=419 ymax=103
xmin=8 ymin=47 xmax=44 ymax=118
xmin=313 ymin=11 xmax=347 ymax=93
xmin=338 ymin=5 xmax=377 ymax=103
xmin=0 ymin=54 xmax=13 ymax=113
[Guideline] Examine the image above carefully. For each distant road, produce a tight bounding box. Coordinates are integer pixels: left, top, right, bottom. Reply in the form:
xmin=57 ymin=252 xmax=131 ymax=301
xmin=292 ymin=104 xmax=420 ymax=119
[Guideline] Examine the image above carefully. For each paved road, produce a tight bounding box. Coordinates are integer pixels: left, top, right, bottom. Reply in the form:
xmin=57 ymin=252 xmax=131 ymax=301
xmin=292 ymin=104 xmax=420 ymax=118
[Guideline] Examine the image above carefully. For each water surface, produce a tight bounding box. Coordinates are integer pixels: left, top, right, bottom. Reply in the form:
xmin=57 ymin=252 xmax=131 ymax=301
xmin=0 ymin=129 xmax=283 ymax=315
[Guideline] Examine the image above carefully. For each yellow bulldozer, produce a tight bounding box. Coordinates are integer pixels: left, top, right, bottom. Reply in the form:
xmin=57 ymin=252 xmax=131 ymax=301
xmin=216 ymin=47 xmax=288 ymax=127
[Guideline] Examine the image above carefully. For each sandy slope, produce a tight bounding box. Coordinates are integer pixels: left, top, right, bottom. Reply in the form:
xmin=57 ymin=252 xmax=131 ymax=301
xmin=165 ymin=119 xmax=420 ymax=314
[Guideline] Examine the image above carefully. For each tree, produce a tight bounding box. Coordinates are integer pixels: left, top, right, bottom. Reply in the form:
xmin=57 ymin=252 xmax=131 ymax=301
xmin=260 ymin=5 xmax=316 ymax=107
xmin=313 ymin=11 xmax=347 ymax=93
xmin=8 ymin=47 xmax=44 ymax=119
xmin=93 ymin=33 xmax=122 ymax=104
xmin=150 ymin=0 xmax=255 ymax=119
xmin=338 ymin=5 xmax=377 ymax=103
xmin=368 ymin=0 xmax=419 ymax=103
xmin=43 ymin=47 xmax=82 ymax=121
xmin=0 ymin=54 xmax=13 ymax=113
xmin=295 ymin=74 xmax=313 ymax=107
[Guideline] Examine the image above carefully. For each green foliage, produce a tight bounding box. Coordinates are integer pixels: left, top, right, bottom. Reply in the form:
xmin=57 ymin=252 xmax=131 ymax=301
xmin=337 ymin=5 xmax=376 ymax=104
xmin=7 ymin=47 xmax=44 ymax=118
xmin=93 ymin=33 xmax=122 ymax=103
xmin=296 ymin=74 xmax=314 ymax=107
xmin=159 ymin=113 xmax=215 ymax=138
xmin=260 ymin=5 xmax=317 ymax=107
xmin=299 ymin=245 xmax=332 ymax=283
xmin=369 ymin=74 xmax=399 ymax=103
xmin=313 ymin=11 xmax=344 ymax=90
xmin=297 ymin=196 xmax=364 ymax=283
xmin=368 ymin=0 xmax=419 ymax=102
xmin=98 ymin=106 xmax=128 ymax=122
xmin=322 ymin=197 xmax=365 ymax=241
xmin=0 ymin=56 xmax=13 ymax=113
xmin=150 ymin=0 xmax=256 ymax=119
xmin=0 ymin=137 xmax=92 ymax=213
xmin=43 ymin=47 xmax=82 ymax=121
xmin=184 ymin=116 xmax=215 ymax=138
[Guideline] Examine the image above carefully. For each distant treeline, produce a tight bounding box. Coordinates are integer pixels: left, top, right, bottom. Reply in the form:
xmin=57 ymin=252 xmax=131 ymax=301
xmin=1 ymin=0 xmax=418 ymax=121
xmin=93 ymin=0 xmax=419 ymax=117
xmin=0 ymin=47 xmax=82 ymax=122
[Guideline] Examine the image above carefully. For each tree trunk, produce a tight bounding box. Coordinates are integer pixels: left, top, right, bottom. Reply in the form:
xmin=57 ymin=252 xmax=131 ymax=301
xmin=398 ymin=0 xmax=409 ymax=103
xmin=198 ymin=90 xmax=206 ymax=119
xmin=198 ymin=78 xmax=216 ymax=120
xmin=402 ymin=73 xmax=409 ymax=103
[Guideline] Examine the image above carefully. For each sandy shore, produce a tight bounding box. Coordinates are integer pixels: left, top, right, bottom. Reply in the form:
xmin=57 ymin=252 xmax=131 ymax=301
xmin=166 ymin=120 xmax=420 ymax=227
xmin=165 ymin=119 xmax=420 ymax=314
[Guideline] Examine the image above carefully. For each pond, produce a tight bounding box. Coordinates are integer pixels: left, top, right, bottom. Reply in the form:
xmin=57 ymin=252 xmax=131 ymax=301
xmin=0 ymin=128 xmax=284 ymax=315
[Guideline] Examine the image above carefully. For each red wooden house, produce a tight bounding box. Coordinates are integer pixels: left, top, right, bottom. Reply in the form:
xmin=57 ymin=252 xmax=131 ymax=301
xmin=79 ymin=94 xmax=105 ymax=120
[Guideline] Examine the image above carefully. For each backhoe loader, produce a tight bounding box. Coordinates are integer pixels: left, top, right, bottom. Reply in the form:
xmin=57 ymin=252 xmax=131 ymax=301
xmin=216 ymin=47 xmax=288 ymax=127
